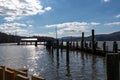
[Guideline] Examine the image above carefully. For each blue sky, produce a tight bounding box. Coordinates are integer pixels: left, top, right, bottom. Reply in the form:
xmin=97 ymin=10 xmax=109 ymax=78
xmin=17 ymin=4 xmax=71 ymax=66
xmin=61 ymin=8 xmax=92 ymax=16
xmin=0 ymin=0 xmax=120 ymax=38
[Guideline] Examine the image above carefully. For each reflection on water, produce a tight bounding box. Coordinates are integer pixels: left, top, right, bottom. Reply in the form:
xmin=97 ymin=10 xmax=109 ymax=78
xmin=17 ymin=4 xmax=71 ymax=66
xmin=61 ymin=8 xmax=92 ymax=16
xmin=0 ymin=45 xmax=106 ymax=80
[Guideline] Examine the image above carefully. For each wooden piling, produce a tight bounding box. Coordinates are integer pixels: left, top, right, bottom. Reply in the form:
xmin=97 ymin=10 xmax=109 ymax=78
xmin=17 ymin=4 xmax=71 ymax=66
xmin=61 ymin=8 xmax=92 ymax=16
xmin=66 ymin=41 xmax=69 ymax=62
xmin=107 ymin=53 xmax=120 ymax=80
xmin=92 ymin=29 xmax=95 ymax=54
xmin=89 ymin=42 xmax=91 ymax=48
xmin=95 ymin=42 xmax=98 ymax=48
xmin=17 ymin=41 xmax=20 ymax=45
xmin=66 ymin=41 xmax=70 ymax=76
xmin=113 ymin=41 xmax=118 ymax=53
xmin=51 ymin=45 xmax=54 ymax=54
xmin=103 ymin=42 xmax=106 ymax=53
xmin=35 ymin=41 xmax=37 ymax=47
xmin=32 ymin=75 xmax=45 ymax=80
xmin=85 ymin=42 xmax=88 ymax=49
xmin=72 ymin=41 xmax=75 ymax=48
xmin=81 ymin=32 xmax=84 ymax=50
xmin=60 ymin=41 xmax=63 ymax=52
xmin=56 ymin=39 xmax=59 ymax=55
xmin=76 ymin=41 xmax=78 ymax=48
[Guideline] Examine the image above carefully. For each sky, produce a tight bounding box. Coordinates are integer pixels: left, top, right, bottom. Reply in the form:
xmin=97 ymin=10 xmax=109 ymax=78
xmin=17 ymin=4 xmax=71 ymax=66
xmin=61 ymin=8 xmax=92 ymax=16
xmin=0 ymin=0 xmax=120 ymax=38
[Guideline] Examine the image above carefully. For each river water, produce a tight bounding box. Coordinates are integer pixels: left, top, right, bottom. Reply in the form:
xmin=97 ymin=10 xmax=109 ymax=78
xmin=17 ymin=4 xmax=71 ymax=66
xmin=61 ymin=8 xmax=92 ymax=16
xmin=0 ymin=44 xmax=108 ymax=80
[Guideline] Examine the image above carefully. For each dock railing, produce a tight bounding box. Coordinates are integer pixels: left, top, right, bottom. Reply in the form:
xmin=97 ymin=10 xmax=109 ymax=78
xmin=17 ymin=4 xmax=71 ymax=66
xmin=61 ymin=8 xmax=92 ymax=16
xmin=0 ymin=66 xmax=45 ymax=80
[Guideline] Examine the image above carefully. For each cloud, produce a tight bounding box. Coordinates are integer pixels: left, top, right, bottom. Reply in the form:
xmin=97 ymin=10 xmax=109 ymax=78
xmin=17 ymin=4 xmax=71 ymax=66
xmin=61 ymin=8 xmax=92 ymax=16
xmin=0 ymin=22 xmax=31 ymax=35
xmin=102 ymin=0 xmax=110 ymax=2
xmin=0 ymin=0 xmax=52 ymax=21
xmin=46 ymin=22 xmax=100 ymax=28
xmin=105 ymin=22 xmax=120 ymax=25
xmin=0 ymin=22 xmax=27 ymax=30
xmin=44 ymin=7 xmax=52 ymax=11
xmin=90 ymin=22 xmax=101 ymax=26
xmin=4 ymin=16 xmax=22 ymax=22
xmin=33 ymin=33 xmax=52 ymax=37
xmin=46 ymin=22 xmax=100 ymax=37
xmin=4 ymin=29 xmax=28 ymax=35
xmin=28 ymin=25 xmax=33 ymax=28
xmin=115 ymin=14 xmax=120 ymax=18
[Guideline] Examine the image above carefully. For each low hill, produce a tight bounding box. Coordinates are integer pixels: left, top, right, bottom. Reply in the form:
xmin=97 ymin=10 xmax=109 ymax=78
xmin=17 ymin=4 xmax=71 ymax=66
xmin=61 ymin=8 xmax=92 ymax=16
xmin=61 ymin=31 xmax=120 ymax=41
xmin=0 ymin=32 xmax=20 ymax=43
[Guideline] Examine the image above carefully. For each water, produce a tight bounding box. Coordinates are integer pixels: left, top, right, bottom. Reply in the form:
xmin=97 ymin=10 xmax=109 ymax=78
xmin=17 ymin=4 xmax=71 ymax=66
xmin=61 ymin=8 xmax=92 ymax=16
xmin=0 ymin=44 xmax=107 ymax=80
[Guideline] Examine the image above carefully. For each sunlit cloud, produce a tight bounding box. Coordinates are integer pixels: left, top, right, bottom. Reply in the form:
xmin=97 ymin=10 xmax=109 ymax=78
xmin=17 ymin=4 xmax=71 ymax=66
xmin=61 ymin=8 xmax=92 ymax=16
xmin=115 ymin=14 xmax=120 ymax=18
xmin=0 ymin=22 xmax=32 ymax=35
xmin=90 ymin=22 xmax=101 ymax=26
xmin=28 ymin=25 xmax=33 ymax=28
xmin=44 ymin=7 xmax=52 ymax=11
xmin=0 ymin=22 xmax=27 ymax=30
xmin=102 ymin=0 xmax=110 ymax=3
xmin=46 ymin=22 xmax=101 ymax=37
xmin=33 ymin=33 xmax=52 ymax=37
xmin=46 ymin=22 xmax=100 ymax=28
xmin=105 ymin=22 xmax=120 ymax=26
xmin=0 ymin=0 xmax=52 ymax=21
xmin=4 ymin=29 xmax=28 ymax=35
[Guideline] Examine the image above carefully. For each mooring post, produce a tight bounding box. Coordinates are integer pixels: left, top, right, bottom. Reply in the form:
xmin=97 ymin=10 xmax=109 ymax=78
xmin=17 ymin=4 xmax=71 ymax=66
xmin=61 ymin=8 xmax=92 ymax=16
xmin=61 ymin=41 xmax=63 ymax=52
xmin=107 ymin=53 xmax=119 ymax=80
xmin=56 ymin=40 xmax=60 ymax=69
xmin=35 ymin=41 xmax=37 ymax=47
xmin=66 ymin=41 xmax=70 ymax=76
xmin=56 ymin=39 xmax=59 ymax=56
xmin=51 ymin=41 xmax=54 ymax=54
xmin=89 ymin=41 xmax=91 ymax=48
xmin=85 ymin=42 xmax=88 ymax=49
xmin=113 ymin=41 xmax=118 ymax=53
xmin=17 ymin=41 xmax=20 ymax=45
xmin=51 ymin=46 xmax=54 ymax=54
xmin=30 ymin=42 xmax=32 ymax=45
xmin=95 ymin=42 xmax=98 ymax=48
xmin=92 ymin=29 xmax=95 ymax=54
xmin=103 ymin=42 xmax=106 ymax=53
xmin=76 ymin=41 xmax=78 ymax=49
xmin=66 ymin=41 xmax=69 ymax=62
xmin=73 ymin=42 xmax=75 ymax=48
xmin=81 ymin=32 xmax=84 ymax=50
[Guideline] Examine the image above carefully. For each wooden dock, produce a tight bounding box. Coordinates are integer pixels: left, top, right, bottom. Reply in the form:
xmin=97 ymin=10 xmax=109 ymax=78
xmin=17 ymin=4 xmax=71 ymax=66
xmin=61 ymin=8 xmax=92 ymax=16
xmin=0 ymin=66 xmax=45 ymax=80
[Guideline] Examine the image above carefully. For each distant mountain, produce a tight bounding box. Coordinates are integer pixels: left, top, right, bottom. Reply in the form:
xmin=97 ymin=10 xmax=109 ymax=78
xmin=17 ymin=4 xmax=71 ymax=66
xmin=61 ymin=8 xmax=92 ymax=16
xmin=0 ymin=32 xmax=55 ymax=43
xmin=0 ymin=32 xmax=21 ymax=43
xmin=61 ymin=31 xmax=120 ymax=41
xmin=0 ymin=31 xmax=120 ymax=43
xmin=93 ymin=31 xmax=120 ymax=41
xmin=60 ymin=36 xmax=81 ymax=41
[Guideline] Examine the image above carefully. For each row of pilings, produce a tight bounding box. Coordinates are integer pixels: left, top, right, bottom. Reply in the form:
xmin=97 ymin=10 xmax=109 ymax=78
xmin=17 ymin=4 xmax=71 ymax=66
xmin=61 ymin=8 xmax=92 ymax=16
xmin=46 ymin=29 xmax=120 ymax=80
xmin=46 ymin=29 xmax=119 ymax=56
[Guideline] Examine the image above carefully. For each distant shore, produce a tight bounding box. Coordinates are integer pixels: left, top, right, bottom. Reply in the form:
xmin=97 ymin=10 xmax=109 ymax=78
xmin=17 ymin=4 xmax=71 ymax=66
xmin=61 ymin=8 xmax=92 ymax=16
xmin=0 ymin=43 xmax=17 ymax=46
